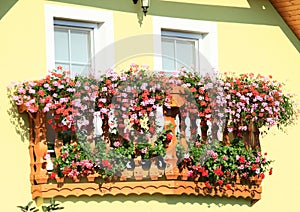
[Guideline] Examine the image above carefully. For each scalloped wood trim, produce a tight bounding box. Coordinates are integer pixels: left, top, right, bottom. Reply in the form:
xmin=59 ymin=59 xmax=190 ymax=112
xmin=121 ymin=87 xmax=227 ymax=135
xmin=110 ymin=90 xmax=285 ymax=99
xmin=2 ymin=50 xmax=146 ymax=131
xmin=31 ymin=181 xmax=261 ymax=203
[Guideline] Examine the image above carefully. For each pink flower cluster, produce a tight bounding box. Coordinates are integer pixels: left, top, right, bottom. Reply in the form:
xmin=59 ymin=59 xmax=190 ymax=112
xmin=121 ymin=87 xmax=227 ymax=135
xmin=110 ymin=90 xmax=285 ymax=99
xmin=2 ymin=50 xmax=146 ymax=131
xmin=12 ymin=68 xmax=76 ymax=130
xmin=223 ymin=73 xmax=289 ymax=132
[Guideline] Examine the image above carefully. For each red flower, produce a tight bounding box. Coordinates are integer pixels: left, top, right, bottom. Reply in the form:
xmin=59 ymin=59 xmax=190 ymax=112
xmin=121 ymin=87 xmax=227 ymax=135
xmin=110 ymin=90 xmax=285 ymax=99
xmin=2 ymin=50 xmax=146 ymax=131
xmin=50 ymin=172 xmax=56 ymax=179
xmin=260 ymin=172 xmax=265 ymax=179
xmin=38 ymin=90 xmax=45 ymax=97
xmin=200 ymin=101 xmax=207 ymax=106
xmin=198 ymin=88 xmax=205 ymax=94
xmin=105 ymin=79 xmax=111 ymax=85
xmin=190 ymin=87 xmax=197 ymax=92
xmin=225 ymin=184 xmax=231 ymax=189
xmin=102 ymin=159 xmax=110 ymax=167
xmin=205 ymin=181 xmax=212 ymax=189
xmin=149 ymin=126 xmax=155 ymax=134
xmin=269 ymin=168 xmax=273 ymax=175
xmin=166 ymin=133 xmax=173 ymax=141
xmin=202 ymin=170 xmax=208 ymax=177
xmin=213 ymin=168 xmax=224 ymax=176
xmin=69 ymin=81 xmax=75 ymax=86
xmin=217 ymin=179 xmax=223 ymax=186
xmin=239 ymin=156 xmax=245 ymax=163
xmin=251 ymin=164 xmax=257 ymax=171
xmin=48 ymin=119 xmax=53 ymax=125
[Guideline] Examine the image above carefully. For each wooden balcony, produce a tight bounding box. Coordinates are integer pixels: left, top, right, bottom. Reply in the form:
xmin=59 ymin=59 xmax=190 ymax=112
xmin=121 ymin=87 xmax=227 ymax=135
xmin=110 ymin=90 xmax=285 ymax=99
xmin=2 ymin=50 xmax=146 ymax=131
xmin=18 ymin=87 xmax=263 ymax=206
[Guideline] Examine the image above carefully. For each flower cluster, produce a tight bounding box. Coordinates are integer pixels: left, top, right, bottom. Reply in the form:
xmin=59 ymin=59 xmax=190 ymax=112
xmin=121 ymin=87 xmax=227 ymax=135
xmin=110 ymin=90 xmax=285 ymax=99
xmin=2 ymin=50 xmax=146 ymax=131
xmin=52 ymin=133 xmax=131 ymax=181
xmin=177 ymin=70 xmax=298 ymax=136
xmin=12 ymin=68 xmax=76 ymax=130
xmin=96 ymin=64 xmax=169 ymax=136
xmin=182 ymin=138 xmax=273 ymax=187
xmin=11 ymin=65 xmax=298 ymax=138
xmin=223 ymin=73 xmax=298 ymax=134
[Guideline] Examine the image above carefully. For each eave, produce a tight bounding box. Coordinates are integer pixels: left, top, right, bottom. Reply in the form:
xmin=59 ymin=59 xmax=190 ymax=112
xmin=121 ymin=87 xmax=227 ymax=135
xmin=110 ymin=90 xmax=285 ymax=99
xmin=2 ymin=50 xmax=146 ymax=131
xmin=270 ymin=0 xmax=300 ymax=39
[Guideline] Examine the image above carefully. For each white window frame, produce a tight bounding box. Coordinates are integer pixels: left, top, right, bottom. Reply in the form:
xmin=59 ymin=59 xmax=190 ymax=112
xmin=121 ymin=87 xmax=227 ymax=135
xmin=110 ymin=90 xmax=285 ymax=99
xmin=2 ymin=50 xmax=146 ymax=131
xmin=45 ymin=4 xmax=114 ymax=74
xmin=54 ymin=20 xmax=96 ymax=74
xmin=161 ymin=30 xmax=202 ymax=72
xmin=153 ymin=16 xmax=218 ymax=75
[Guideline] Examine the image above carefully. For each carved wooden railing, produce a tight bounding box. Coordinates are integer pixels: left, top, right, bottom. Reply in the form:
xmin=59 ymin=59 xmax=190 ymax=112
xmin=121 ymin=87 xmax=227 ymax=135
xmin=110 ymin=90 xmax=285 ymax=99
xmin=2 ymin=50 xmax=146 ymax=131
xmin=18 ymin=87 xmax=262 ymax=205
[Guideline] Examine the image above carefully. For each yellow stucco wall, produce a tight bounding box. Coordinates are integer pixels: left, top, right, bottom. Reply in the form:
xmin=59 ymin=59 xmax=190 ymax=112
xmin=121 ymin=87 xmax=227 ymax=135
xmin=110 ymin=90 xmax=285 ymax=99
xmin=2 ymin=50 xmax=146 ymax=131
xmin=1 ymin=0 xmax=299 ymax=211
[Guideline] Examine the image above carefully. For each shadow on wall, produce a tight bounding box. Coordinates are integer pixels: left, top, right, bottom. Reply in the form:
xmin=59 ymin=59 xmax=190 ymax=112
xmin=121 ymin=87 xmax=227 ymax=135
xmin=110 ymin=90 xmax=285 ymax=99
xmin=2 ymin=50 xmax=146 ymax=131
xmin=52 ymin=193 xmax=251 ymax=208
xmin=48 ymin=0 xmax=299 ymax=52
xmin=0 ymin=0 xmax=18 ymax=20
xmin=6 ymin=87 xmax=29 ymax=143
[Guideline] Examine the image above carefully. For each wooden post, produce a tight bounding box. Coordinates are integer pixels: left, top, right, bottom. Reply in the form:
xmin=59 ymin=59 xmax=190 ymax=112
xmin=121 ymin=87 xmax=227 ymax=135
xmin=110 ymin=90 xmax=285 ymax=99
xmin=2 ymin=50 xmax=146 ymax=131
xmin=222 ymin=118 xmax=230 ymax=146
xmin=200 ymin=120 xmax=208 ymax=143
xmin=164 ymin=105 xmax=180 ymax=179
xmin=30 ymin=111 xmax=49 ymax=184
xmin=179 ymin=109 xmax=188 ymax=151
xmin=163 ymin=86 xmax=185 ymax=180
xmin=249 ymin=122 xmax=261 ymax=150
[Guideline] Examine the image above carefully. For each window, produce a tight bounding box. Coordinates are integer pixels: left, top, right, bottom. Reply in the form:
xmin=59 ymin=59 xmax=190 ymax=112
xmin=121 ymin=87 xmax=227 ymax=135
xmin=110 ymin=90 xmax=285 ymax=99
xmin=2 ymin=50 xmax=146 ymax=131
xmin=161 ymin=31 xmax=201 ymax=72
xmin=54 ymin=20 xmax=96 ymax=76
xmin=152 ymin=16 xmax=218 ymax=75
xmin=45 ymin=4 xmax=115 ymax=74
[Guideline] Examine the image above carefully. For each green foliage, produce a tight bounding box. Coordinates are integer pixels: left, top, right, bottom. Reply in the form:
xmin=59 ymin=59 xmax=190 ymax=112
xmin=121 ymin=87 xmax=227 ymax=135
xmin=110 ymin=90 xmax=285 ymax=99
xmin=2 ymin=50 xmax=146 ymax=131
xmin=17 ymin=201 xmax=39 ymax=212
xmin=187 ymin=138 xmax=273 ymax=185
xmin=42 ymin=198 xmax=64 ymax=212
xmin=135 ymin=141 xmax=152 ymax=159
xmin=175 ymin=143 xmax=185 ymax=160
xmin=18 ymin=199 xmax=63 ymax=212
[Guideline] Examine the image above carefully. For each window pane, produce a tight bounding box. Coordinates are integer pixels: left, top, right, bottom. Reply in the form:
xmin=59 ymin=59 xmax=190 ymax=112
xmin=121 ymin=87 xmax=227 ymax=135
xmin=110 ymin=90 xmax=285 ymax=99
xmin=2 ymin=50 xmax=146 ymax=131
xmin=176 ymin=39 xmax=195 ymax=70
xmin=70 ymin=30 xmax=90 ymax=63
xmin=71 ymin=64 xmax=90 ymax=76
xmin=54 ymin=28 xmax=69 ymax=62
xmin=162 ymin=38 xmax=175 ymax=71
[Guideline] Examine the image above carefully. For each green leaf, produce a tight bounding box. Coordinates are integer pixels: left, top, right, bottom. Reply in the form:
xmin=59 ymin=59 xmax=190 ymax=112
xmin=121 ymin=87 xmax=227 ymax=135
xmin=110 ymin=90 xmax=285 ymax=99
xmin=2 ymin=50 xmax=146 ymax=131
xmin=42 ymin=205 xmax=48 ymax=212
xmin=50 ymin=198 xmax=55 ymax=205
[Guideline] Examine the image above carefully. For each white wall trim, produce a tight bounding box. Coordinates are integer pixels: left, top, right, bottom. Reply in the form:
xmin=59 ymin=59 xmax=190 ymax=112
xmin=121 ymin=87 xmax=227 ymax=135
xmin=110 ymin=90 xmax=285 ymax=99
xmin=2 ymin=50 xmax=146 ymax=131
xmin=45 ymin=4 xmax=114 ymax=74
xmin=152 ymin=16 xmax=218 ymax=75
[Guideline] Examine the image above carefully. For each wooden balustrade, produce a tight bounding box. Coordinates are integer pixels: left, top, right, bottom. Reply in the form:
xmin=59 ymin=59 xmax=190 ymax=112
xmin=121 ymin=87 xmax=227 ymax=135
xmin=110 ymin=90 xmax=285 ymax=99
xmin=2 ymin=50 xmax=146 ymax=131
xmin=17 ymin=87 xmax=263 ymax=204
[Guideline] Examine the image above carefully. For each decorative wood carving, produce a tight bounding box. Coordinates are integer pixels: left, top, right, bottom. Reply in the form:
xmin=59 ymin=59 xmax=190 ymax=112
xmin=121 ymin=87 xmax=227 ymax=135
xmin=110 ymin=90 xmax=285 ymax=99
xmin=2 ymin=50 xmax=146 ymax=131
xmin=31 ymin=181 xmax=262 ymax=205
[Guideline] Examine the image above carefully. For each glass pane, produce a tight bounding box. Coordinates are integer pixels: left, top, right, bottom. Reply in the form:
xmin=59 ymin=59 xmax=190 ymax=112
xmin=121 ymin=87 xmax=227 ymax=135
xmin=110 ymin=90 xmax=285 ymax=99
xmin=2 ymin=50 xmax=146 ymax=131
xmin=176 ymin=39 xmax=196 ymax=70
xmin=162 ymin=38 xmax=175 ymax=71
xmin=54 ymin=28 xmax=69 ymax=62
xmin=71 ymin=64 xmax=90 ymax=77
xmin=70 ymin=30 xmax=90 ymax=63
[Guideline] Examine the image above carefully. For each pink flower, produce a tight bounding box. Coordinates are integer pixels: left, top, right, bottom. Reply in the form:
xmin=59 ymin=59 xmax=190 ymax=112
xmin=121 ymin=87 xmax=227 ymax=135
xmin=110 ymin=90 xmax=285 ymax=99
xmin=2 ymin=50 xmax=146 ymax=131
xmin=222 ymin=155 xmax=228 ymax=161
xmin=113 ymin=141 xmax=120 ymax=147
xmin=187 ymin=170 xmax=193 ymax=177
xmin=195 ymin=141 xmax=201 ymax=147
